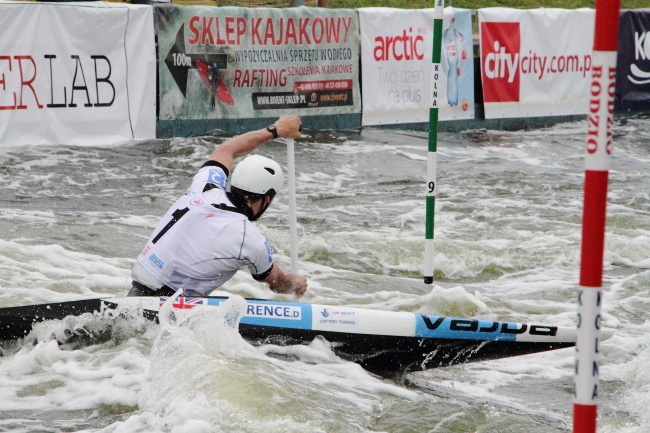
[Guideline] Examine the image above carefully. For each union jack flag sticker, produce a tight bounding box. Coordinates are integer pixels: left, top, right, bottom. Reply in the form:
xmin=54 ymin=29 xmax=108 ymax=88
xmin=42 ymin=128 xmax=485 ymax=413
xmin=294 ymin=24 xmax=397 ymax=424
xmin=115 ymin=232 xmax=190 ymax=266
xmin=159 ymin=296 xmax=207 ymax=309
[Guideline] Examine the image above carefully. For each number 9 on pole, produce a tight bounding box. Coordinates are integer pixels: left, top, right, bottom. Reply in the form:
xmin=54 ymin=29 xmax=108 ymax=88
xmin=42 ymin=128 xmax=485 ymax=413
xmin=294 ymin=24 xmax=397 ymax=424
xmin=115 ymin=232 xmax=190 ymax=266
xmin=426 ymin=153 xmax=437 ymax=196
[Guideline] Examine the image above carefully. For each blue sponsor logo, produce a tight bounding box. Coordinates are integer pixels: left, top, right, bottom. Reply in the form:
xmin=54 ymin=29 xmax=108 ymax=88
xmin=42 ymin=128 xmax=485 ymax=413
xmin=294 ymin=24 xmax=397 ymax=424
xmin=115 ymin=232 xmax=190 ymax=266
xmin=246 ymin=303 xmax=301 ymax=319
xmin=149 ymin=253 xmax=164 ymax=269
xmin=208 ymin=169 xmax=227 ymax=188
xmin=415 ymin=315 xmax=558 ymax=341
xmin=319 ymin=308 xmax=356 ymax=325
xmin=206 ymin=298 xmax=311 ymax=330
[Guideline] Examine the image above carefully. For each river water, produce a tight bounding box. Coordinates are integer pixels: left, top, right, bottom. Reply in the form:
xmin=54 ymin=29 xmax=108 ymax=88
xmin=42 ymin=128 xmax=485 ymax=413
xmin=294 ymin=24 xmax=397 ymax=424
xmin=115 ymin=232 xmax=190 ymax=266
xmin=0 ymin=117 xmax=649 ymax=433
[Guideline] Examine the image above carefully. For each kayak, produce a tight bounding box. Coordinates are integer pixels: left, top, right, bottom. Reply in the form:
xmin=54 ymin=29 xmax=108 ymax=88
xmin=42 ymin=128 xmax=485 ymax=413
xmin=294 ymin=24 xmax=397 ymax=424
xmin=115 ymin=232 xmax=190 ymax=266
xmin=0 ymin=295 xmax=577 ymax=375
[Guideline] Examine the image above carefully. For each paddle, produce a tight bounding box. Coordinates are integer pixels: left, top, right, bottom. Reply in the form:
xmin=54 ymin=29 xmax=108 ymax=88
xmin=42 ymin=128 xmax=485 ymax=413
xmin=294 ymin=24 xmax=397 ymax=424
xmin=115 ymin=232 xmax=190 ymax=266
xmin=286 ymin=137 xmax=299 ymax=273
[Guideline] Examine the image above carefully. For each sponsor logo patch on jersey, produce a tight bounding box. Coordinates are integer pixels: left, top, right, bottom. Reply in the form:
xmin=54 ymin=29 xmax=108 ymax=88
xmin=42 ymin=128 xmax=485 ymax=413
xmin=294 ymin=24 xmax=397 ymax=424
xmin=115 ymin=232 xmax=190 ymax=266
xmin=149 ymin=253 xmax=164 ymax=269
xmin=207 ymin=169 xmax=227 ymax=189
xmin=264 ymin=240 xmax=274 ymax=263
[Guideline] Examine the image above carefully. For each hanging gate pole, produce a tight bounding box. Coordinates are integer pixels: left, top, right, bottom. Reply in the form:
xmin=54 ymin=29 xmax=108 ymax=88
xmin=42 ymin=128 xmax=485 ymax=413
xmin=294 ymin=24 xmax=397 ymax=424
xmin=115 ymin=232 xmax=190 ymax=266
xmin=573 ymin=2 xmax=620 ymax=432
xmin=424 ymin=0 xmax=444 ymax=284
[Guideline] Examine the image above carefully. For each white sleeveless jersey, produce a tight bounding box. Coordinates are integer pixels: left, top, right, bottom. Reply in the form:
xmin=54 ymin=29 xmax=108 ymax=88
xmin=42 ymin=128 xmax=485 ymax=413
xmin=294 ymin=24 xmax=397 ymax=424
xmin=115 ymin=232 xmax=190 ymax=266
xmin=133 ymin=164 xmax=274 ymax=297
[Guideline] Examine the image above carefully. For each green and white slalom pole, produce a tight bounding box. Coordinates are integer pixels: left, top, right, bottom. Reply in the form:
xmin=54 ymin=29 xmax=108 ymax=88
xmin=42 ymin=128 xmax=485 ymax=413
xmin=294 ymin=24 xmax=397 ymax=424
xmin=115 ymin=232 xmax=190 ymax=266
xmin=424 ymin=0 xmax=444 ymax=285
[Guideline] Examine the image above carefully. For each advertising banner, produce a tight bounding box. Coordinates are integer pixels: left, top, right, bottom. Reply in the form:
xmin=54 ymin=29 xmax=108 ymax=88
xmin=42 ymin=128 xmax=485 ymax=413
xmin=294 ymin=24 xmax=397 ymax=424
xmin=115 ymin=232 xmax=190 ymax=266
xmin=615 ymin=10 xmax=650 ymax=113
xmin=479 ymin=8 xmax=594 ymax=119
xmin=155 ymin=5 xmax=361 ymax=120
xmin=0 ymin=2 xmax=156 ymax=147
xmin=359 ymin=7 xmax=474 ymax=126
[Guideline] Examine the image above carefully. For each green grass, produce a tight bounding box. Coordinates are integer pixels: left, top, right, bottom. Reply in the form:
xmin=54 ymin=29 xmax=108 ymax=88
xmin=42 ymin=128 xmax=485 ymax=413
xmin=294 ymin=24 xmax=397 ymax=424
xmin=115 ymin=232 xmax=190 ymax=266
xmin=218 ymin=0 xmax=648 ymax=10
xmin=327 ymin=0 xmax=648 ymax=9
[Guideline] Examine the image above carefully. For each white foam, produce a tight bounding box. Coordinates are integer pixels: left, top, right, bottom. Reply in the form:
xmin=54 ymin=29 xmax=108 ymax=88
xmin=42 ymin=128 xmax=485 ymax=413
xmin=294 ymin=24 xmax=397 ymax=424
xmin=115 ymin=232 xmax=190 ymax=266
xmin=0 ymin=239 xmax=132 ymax=305
xmin=1 ymin=120 xmax=649 ymax=432
xmin=124 ymin=295 xmax=418 ymax=433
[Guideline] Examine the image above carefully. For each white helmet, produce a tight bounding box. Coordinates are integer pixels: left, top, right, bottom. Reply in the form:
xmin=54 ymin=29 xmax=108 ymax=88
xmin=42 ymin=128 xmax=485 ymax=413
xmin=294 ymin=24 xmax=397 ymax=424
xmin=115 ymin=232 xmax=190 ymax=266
xmin=230 ymin=155 xmax=284 ymax=197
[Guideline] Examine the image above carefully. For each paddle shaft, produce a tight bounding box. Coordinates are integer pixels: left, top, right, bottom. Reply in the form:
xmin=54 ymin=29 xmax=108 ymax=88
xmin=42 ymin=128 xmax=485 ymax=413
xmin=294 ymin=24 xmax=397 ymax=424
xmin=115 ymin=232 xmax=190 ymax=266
xmin=287 ymin=138 xmax=299 ymax=273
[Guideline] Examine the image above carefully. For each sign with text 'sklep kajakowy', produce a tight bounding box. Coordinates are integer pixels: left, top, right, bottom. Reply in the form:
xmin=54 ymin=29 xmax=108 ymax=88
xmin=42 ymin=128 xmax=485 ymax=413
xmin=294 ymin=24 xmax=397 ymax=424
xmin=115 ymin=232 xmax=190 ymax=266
xmin=156 ymin=6 xmax=361 ymax=121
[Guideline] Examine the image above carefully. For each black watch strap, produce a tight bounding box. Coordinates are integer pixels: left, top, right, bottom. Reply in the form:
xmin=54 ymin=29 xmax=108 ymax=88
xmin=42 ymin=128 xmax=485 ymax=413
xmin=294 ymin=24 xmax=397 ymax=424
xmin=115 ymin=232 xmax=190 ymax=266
xmin=266 ymin=125 xmax=278 ymax=139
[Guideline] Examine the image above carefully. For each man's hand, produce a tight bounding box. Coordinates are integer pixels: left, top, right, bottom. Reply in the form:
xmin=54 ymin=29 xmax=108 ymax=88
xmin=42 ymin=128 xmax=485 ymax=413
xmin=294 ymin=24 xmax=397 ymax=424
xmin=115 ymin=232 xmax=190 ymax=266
xmin=208 ymin=115 xmax=302 ymax=172
xmin=275 ymin=115 xmax=302 ymax=139
xmin=263 ymin=264 xmax=308 ymax=297
xmin=287 ymin=273 xmax=307 ymax=297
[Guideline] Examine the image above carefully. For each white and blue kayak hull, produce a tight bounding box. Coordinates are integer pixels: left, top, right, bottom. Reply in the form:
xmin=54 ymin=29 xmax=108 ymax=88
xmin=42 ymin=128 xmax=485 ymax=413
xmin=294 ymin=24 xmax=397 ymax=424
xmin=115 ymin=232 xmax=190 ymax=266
xmin=0 ymin=295 xmax=577 ymax=375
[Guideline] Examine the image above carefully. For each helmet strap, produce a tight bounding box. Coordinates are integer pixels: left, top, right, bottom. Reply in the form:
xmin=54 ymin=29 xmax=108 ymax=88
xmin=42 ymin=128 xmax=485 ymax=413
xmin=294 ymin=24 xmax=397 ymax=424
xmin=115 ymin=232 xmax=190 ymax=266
xmin=251 ymin=196 xmax=273 ymax=221
xmin=227 ymin=188 xmax=275 ymax=222
xmin=226 ymin=189 xmax=255 ymax=220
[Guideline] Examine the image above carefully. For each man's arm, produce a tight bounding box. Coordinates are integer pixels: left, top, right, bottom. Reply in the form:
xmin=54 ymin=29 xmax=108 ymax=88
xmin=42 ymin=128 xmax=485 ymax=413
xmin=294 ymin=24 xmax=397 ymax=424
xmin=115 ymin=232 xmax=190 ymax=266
xmin=208 ymin=115 xmax=302 ymax=173
xmin=262 ymin=264 xmax=308 ymax=297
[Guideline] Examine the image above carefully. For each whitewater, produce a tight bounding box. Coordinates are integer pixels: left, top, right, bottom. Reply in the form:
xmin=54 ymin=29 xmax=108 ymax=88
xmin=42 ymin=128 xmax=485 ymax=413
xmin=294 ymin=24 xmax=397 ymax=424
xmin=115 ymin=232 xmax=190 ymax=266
xmin=0 ymin=117 xmax=648 ymax=432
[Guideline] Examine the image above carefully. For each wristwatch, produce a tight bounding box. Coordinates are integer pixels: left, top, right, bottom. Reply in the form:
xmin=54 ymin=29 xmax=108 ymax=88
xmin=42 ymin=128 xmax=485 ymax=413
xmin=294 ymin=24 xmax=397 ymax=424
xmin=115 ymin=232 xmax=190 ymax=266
xmin=266 ymin=125 xmax=278 ymax=139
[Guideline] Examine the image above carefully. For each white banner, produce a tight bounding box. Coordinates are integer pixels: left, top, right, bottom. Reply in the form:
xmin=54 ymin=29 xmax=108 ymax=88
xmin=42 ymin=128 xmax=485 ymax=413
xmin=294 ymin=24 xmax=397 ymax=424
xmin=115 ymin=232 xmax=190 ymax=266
xmin=0 ymin=2 xmax=156 ymax=147
xmin=479 ymin=8 xmax=595 ymax=119
xmin=359 ymin=7 xmax=475 ymax=126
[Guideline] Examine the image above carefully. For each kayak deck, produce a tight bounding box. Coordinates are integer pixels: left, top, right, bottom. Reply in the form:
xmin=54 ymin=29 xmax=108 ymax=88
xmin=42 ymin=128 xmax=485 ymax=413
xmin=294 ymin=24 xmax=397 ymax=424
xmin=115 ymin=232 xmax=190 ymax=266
xmin=0 ymin=296 xmax=576 ymax=375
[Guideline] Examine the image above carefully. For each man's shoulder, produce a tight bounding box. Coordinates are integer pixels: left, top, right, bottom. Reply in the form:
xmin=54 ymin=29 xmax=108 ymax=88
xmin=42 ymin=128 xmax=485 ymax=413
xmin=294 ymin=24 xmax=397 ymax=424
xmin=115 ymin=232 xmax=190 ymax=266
xmin=210 ymin=218 xmax=269 ymax=259
xmin=219 ymin=218 xmax=267 ymax=245
xmin=223 ymin=217 xmax=263 ymax=233
xmin=194 ymin=164 xmax=229 ymax=190
xmin=200 ymin=160 xmax=230 ymax=177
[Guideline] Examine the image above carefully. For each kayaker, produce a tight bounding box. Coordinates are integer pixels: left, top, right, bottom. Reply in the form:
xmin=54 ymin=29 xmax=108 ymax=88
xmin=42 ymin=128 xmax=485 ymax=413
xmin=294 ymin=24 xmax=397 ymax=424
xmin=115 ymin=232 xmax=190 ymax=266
xmin=128 ymin=115 xmax=308 ymax=298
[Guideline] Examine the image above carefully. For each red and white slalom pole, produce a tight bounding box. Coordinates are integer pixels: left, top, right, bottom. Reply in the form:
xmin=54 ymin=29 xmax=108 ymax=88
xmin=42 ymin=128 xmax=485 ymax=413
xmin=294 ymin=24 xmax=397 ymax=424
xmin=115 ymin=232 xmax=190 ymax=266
xmin=573 ymin=1 xmax=619 ymax=432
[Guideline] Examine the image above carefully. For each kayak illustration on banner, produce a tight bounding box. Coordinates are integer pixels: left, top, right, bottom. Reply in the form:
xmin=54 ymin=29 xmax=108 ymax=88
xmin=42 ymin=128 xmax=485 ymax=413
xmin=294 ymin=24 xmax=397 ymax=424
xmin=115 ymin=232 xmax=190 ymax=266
xmin=164 ymin=26 xmax=235 ymax=106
